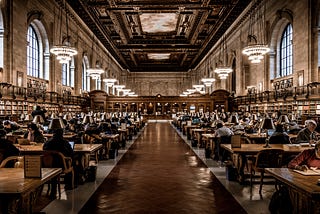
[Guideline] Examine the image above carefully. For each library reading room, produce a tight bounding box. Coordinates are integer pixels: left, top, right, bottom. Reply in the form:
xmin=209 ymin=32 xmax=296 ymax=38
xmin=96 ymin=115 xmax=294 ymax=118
xmin=1 ymin=0 xmax=320 ymax=213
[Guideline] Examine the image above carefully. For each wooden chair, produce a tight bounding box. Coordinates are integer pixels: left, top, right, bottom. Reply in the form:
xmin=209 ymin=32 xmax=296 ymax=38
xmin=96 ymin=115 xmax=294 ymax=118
xmin=0 ymin=156 xmax=24 ymax=168
xmin=41 ymin=151 xmax=74 ymax=198
xmin=250 ymin=149 xmax=284 ymax=194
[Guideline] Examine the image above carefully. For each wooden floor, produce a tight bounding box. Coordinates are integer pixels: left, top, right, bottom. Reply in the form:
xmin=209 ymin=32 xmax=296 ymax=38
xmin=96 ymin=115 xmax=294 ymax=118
xmin=79 ymin=122 xmax=247 ymax=213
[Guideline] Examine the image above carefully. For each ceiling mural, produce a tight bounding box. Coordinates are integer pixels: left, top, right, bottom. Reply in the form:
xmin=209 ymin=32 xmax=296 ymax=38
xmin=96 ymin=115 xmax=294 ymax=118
xmin=66 ymin=0 xmax=251 ymax=72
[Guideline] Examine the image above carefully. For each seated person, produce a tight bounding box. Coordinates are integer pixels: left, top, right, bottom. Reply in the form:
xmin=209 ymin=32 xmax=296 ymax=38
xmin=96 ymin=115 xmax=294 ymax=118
xmin=3 ymin=120 xmax=20 ymax=133
xmin=287 ymin=121 xmax=301 ymax=135
xmin=295 ymin=119 xmax=318 ymax=144
xmin=269 ymin=124 xmax=290 ymax=144
xmin=43 ymin=128 xmax=75 ymax=192
xmin=23 ymin=123 xmax=45 ymax=144
xmin=65 ymin=118 xmax=79 ymax=133
xmin=288 ymin=141 xmax=320 ymax=171
xmin=214 ymin=122 xmax=233 ymax=160
xmin=0 ymin=129 xmax=20 ymax=167
xmin=232 ymin=122 xmax=245 ymax=134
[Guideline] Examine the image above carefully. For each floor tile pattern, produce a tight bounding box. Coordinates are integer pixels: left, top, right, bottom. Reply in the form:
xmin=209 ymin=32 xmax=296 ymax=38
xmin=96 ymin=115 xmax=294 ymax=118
xmin=79 ymin=122 xmax=247 ymax=214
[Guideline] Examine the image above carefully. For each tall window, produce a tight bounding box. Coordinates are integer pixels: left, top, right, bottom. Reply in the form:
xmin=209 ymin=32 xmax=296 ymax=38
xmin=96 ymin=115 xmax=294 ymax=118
xmin=27 ymin=26 xmax=40 ymax=77
xmin=279 ymin=24 xmax=293 ymax=77
xmin=62 ymin=59 xmax=74 ymax=87
xmin=82 ymin=58 xmax=90 ymax=91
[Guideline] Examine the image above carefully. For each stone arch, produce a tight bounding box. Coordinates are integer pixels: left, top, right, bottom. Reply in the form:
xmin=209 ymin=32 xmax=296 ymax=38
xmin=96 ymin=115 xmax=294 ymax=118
xmin=269 ymin=9 xmax=293 ymax=80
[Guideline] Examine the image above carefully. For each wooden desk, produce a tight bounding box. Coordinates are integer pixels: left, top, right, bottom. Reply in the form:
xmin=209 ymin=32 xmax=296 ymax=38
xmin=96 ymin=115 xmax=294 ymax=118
xmin=17 ymin=144 xmax=102 ymax=170
xmin=0 ymin=168 xmax=61 ymax=214
xmin=43 ymin=133 xmax=77 ymax=140
xmin=246 ymin=133 xmax=267 ymax=144
xmin=99 ymin=134 xmax=120 ymax=159
xmin=184 ymin=125 xmax=200 ymax=140
xmin=221 ymin=144 xmax=311 ymax=183
xmin=265 ymin=168 xmax=320 ymax=214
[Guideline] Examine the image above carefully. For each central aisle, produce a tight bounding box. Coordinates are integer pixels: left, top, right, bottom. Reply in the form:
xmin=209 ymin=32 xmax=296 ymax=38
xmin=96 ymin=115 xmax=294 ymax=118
xmin=80 ymin=122 xmax=246 ymax=213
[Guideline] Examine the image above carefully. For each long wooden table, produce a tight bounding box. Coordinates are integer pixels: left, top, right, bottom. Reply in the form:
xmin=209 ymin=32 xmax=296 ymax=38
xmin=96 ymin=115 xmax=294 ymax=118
xmin=0 ymin=168 xmax=61 ymax=214
xmin=265 ymin=168 xmax=320 ymax=214
xmin=221 ymin=144 xmax=312 ymax=183
xmin=17 ymin=144 xmax=103 ymax=171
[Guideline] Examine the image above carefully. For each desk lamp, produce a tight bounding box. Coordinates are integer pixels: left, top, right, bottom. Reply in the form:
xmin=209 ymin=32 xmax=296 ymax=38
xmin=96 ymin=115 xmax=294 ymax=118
xmin=24 ymin=114 xmax=33 ymax=122
xmin=48 ymin=118 xmax=65 ymax=130
xmin=83 ymin=115 xmax=94 ymax=124
xmin=33 ymin=115 xmax=44 ymax=124
xmin=230 ymin=115 xmax=239 ymax=124
xmin=63 ymin=113 xmax=72 ymax=121
xmin=260 ymin=117 xmax=275 ymax=148
xmin=277 ymin=115 xmax=290 ymax=124
xmin=277 ymin=115 xmax=290 ymax=131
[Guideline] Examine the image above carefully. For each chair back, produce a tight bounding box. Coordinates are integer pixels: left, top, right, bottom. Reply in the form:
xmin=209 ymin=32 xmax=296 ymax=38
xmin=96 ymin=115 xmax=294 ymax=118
xmin=220 ymin=135 xmax=232 ymax=144
xmin=0 ymin=156 xmax=24 ymax=168
xmin=41 ymin=151 xmax=73 ymax=174
xmin=255 ymin=149 xmax=284 ymax=169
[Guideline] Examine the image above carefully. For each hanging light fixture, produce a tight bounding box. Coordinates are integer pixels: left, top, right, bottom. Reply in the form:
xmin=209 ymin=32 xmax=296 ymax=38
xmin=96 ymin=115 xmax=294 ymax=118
xmin=201 ymin=60 xmax=215 ymax=87
xmin=242 ymin=0 xmax=270 ymax=63
xmin=201 ymin=78 xmax=215 ymax=87
xmin=50 ymin=0 xmax=77 ymax=64
xmin=214 ymin=35 xmax=233 ymax=79
xmin=87 ymin=68 xmax=104 ymax=79
xmin=193 ymin=85 xmax=204 ymax=91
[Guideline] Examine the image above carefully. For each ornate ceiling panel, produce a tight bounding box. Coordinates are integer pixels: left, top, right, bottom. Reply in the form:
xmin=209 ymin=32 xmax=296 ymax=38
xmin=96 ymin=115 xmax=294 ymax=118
xmin=66 ymin=0 xmax=251 ymax=72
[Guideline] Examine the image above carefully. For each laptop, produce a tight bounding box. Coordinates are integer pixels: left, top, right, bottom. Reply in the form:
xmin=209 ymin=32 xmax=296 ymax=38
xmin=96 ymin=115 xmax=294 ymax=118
xmin=68 ymin=141 xmax=75 ymax=150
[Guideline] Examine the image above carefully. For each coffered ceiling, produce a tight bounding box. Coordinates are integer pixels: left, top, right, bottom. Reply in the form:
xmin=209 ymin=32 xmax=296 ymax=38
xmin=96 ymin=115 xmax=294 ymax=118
xmin=67 ymin=0 xmax=251 ymax=72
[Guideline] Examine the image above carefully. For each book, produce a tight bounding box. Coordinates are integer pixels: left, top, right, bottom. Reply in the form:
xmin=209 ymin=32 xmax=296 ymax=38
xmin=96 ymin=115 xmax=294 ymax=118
xmin=293 ymin=169 xmax=320 ymax=175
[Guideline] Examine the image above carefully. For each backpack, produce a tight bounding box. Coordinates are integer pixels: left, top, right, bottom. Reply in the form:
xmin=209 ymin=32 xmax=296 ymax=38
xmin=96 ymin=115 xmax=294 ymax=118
xmin=269 ymin=185 xmax=293 ymax=214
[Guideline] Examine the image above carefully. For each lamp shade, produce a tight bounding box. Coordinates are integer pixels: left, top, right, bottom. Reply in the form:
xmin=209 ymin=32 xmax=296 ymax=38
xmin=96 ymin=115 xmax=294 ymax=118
xmin=277 ymin=115 xmax=290 ymax=124
xmin=83 ymin=115 xmax=93 ymax=124
xmin=33 ymin=115 xmax=44 ymax=124
xmin=48 ymin=118 xmax=65 ymax=130
xmin=24 ymin=114 xmax=33 ymax=121
xmin=230 ymin=115 xmax=239 ymax=124
xmin=63 ymin=113 xmax=72 ymax=121
xmin=260 ymin=118 xmax=275 ymax=130
xmin=251 ymin=114 xmax=258 ymax=121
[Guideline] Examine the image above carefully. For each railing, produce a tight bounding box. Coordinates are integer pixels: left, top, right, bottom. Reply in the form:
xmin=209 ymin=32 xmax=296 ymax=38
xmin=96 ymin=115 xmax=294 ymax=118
xmin=233 ymin=82 xmax=320 ymax=105
xmin=0 ymin=82 xmax=89 ymax=106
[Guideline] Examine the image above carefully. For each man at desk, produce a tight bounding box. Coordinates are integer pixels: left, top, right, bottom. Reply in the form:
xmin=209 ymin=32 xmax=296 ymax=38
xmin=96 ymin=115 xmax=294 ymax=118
xmin=288 ymin=141 xmax=320 ymax=171
xmin=295 ymin=119 xmax=318 ymax=144
xmin=0 ymin=129 xmax=19 ymax=166
xmin=43 ymin=128 xmax=74 ymax=192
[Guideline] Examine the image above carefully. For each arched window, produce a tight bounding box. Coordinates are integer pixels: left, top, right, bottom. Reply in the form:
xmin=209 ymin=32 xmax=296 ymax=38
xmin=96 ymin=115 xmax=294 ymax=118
xmin=27 ymin=26 xmax=40 ymax=77
xmin=26 ymin=20 xmax=50 ymax=80
xmin=82 ymin=56 xmax=90 ymax=91
xmin=62 ymin=58 xmax=75 ymax=87
xmin=279 ymin=24 xmax=293 ymax=77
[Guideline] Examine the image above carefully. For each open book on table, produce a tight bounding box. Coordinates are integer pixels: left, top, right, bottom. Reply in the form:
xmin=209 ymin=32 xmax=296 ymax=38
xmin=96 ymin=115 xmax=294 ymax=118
xmin=293 ymin=168 xmax=320 ymax=175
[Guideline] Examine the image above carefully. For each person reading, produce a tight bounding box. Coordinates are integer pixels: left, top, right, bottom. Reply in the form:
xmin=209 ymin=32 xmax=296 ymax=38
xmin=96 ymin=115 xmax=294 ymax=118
xmin=288 ymin=141 xmax=320 ymax=171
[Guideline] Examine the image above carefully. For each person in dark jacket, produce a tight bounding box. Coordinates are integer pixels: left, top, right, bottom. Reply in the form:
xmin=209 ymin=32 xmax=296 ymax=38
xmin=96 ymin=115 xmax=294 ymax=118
xmin=296 ymin=120 xmax=318 ymax=144
xmin=24 ymin=123 xmax=45 ymax=143
xmin=269 ymin=124 xmax=290 ymax=144
xmin=43 ymin=128 xmax=74 ymax=192
xmin=0 ymin=129 xmax=20 ymax=167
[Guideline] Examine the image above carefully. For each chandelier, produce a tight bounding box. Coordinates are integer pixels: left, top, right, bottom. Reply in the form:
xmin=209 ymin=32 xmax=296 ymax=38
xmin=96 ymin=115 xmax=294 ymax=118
xmin=242 ymin=43 xmax=270 ymax=64
xmin=242 ymin=1 xmax=269 ymax=63
xmin=214 ymin=35 xmax=233 ymax=79
xmin=214 ymin=66 xmax=233 ymax=79
xmin=87 ymin=68 xmax=104 ymax=79
xmin=193 ymin=84 xmax=204 ymax=91
xmin=50 ymin=0 xmax=77 ymax=64
xmin=201 ymin=78 xmax=215 ymax=87
xmin=103 ymin=78 xmax=117 ymax=87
